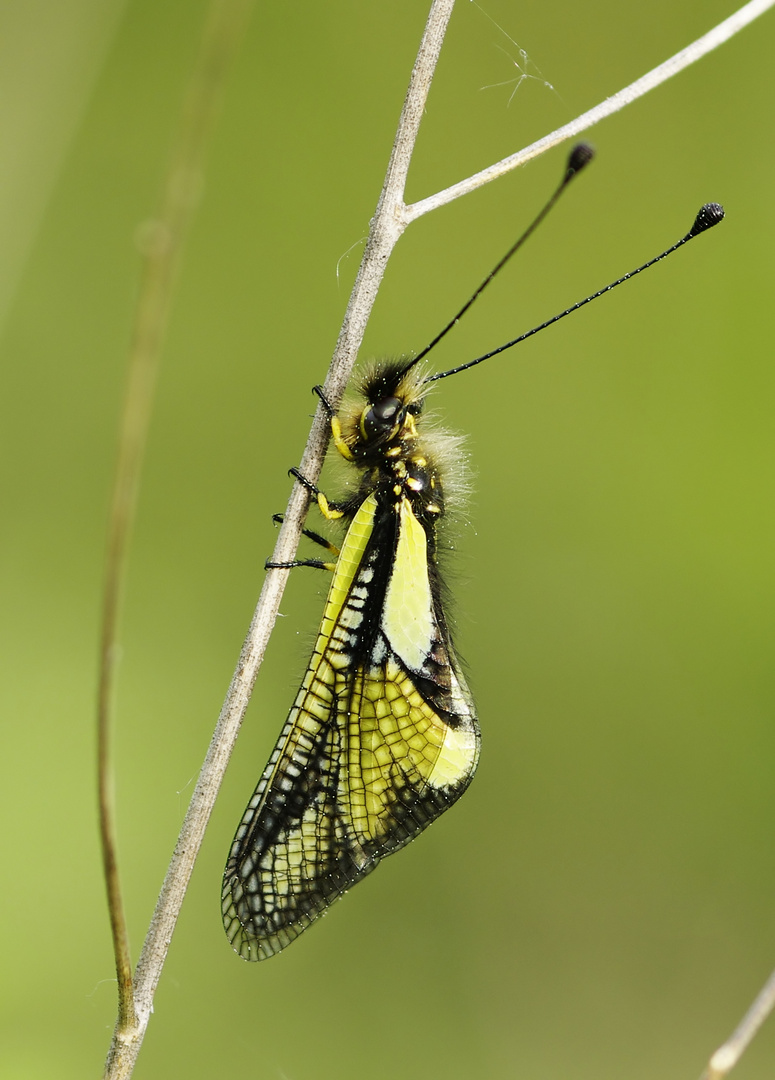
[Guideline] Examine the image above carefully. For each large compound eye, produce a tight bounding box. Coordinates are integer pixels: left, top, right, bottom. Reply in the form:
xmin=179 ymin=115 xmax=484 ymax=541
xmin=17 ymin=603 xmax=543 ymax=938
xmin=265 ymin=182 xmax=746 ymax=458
xmin=361 ymin=395 xmax=402 ymax=441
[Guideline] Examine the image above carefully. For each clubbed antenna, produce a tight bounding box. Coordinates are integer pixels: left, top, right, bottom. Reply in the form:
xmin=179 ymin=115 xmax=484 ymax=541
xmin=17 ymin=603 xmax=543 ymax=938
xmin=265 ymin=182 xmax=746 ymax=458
xmin=401 ymin=142 xmax=595 ymax=374
xmin=430 ymin=202 xmax=725 ymax=382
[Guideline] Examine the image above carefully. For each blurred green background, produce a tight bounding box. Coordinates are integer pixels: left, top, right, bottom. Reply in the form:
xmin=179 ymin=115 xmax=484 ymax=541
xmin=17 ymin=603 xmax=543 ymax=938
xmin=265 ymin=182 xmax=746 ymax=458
xmin=2 ymin=1 xmax=775 ymax=1077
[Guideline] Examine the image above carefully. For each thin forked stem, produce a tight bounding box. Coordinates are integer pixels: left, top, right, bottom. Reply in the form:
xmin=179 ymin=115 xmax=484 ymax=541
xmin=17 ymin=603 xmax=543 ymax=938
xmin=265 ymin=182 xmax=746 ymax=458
xmin=405 ymin=0 xmax=775 ymax=224
xmin=102 ymin=2 xmax=456 ymax=1077
xmin=100 ymin=2 xmax=775 ymax=1078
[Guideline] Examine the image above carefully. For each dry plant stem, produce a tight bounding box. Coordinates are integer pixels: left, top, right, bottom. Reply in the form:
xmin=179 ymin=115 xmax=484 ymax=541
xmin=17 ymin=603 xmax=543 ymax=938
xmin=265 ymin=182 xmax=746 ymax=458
xmin=101 ymin=0 xmax=775 ymax=1077
xmin=699 ymin=966 xmax=775 ymax=1080
xmin=99 ymin=0 xmax=253 ymax=1071
xmin=101 ymin=2 xmax=455 ymax=1078
xmin=407 ymin=0 xmax=775 ymax=222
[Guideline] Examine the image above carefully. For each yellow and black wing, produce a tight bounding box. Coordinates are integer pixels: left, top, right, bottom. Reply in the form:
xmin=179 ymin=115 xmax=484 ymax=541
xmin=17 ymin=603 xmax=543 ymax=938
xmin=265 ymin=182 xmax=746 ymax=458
xmin=222 ymin=491 xmax=480 ymax=961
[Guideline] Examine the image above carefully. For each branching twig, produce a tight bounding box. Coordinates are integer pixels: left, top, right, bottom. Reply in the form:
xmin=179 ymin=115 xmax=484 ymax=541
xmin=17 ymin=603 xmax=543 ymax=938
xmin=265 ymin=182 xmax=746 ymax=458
xmin=406 ymin=0 xmax=775 ymax=222
xmin=101 ymin=1 xmax=456 ymax=1077
xmin=99 ymin=0 xmax=775 ymax=1077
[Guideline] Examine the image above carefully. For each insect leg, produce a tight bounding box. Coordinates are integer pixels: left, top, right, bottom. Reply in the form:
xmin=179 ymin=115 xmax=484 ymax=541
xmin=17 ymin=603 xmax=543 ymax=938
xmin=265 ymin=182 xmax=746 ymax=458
xmin=271 ymin=513 xmax=340 ymax=557
xmin=313 ymin=384 xmax=354 ymax=462
xmin=265 ymin=556 xmax=335 ymax=571
xmin=266 ymin=484 xmax=342 ymax=572
xmin=289 ymin=466 xmax=347 ymax=520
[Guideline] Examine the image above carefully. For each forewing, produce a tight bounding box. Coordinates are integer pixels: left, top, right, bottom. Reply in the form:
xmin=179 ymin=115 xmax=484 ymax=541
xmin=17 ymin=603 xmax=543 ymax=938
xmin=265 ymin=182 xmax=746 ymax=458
xmin=222 ymin=494 xmax=480 ymax=961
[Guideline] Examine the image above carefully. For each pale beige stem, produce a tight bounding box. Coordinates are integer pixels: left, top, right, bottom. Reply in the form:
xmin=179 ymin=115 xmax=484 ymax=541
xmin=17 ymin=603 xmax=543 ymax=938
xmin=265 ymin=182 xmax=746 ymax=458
xmin=100 ymin=0 xmax=775 ymax=1076
xmin=101 ymin=1 xmax=457 ymax=1077
xmin=406 ymin=0 xmax=775 ymax=222
xmin=699 ymin=965 xmax=775 ymax=1079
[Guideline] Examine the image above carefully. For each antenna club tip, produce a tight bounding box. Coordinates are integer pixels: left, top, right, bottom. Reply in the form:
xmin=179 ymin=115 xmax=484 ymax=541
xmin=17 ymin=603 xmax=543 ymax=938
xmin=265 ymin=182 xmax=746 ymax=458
xmin=566 ymin=143 xmax=595 ymax=178
xmin=690 ymin=202 xmax=725 ymax=236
